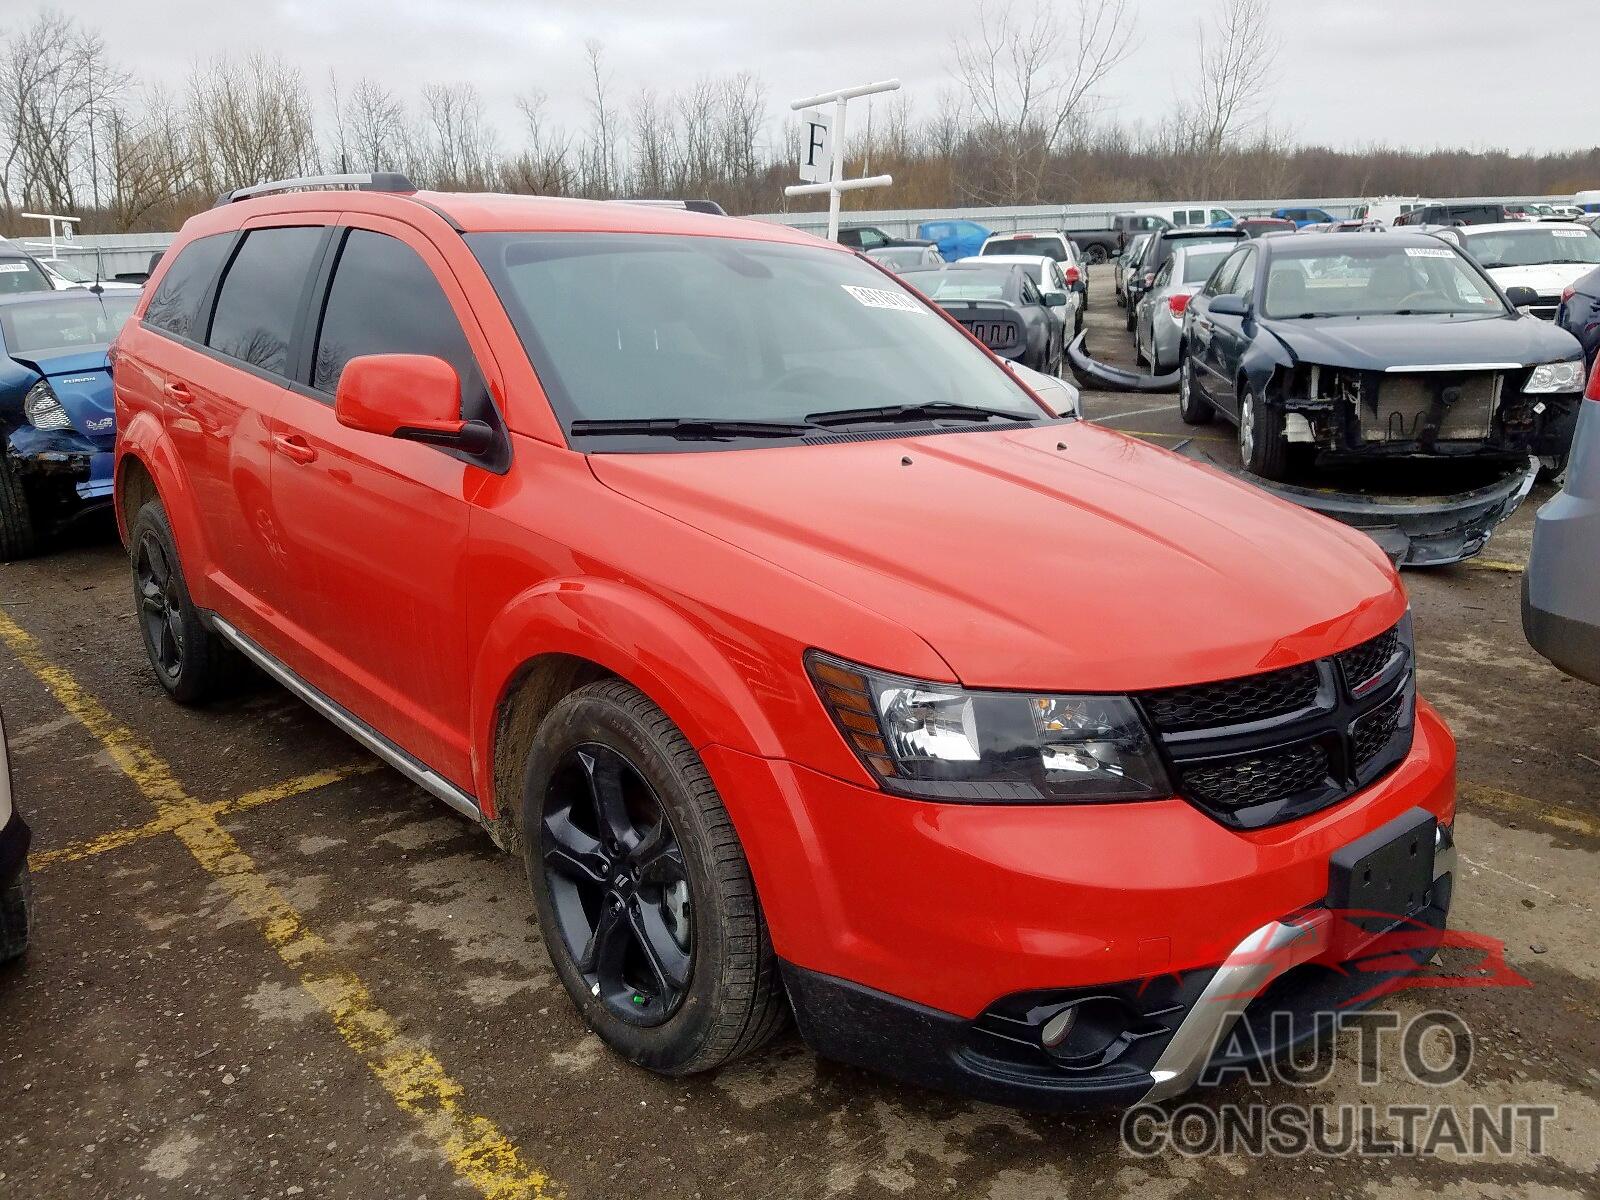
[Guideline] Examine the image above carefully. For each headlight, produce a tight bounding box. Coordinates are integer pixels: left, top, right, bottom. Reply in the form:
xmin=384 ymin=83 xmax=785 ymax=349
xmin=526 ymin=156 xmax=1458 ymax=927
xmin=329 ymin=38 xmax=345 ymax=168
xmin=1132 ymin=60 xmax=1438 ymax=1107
xmin=1526 ymin=360 xmax=1586 ymax=394
xmin=23 ymin=380 xmax=71 ymax=430
xmin=807 ymin=652 xmax=1172 ymax=803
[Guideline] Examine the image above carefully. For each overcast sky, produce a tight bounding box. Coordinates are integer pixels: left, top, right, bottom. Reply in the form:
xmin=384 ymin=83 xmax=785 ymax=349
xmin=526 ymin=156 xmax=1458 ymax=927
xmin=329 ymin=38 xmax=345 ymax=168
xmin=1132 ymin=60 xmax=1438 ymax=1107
xmin=65 ymin=0 xmax=1595 ymax=157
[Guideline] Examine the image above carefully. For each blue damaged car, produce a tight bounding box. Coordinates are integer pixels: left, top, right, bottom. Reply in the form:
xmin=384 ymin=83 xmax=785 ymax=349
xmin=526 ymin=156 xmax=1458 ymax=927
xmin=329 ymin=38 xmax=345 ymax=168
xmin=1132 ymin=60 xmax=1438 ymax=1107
xmin=0 ymin=288 xmax=140 ymax=559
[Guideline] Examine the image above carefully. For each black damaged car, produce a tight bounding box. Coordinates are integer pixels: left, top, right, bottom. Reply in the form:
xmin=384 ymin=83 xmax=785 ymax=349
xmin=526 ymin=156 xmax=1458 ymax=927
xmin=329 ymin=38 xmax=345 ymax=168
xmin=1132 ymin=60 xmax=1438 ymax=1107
xmin=1178 ymin=232 xmax=1588 ymax=480
xmin=901 ymin=262 xmax=1068 ymax=375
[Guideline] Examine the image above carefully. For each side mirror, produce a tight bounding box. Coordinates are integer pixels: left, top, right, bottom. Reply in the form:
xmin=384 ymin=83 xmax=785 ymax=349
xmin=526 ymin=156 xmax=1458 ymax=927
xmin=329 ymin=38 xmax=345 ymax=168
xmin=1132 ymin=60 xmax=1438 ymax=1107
xmin=1503 ymin=286 xmax=1539 ymax=311
xmin=1210 ymin=294 xmax=1251 ymax=318
xmin=334 ymin=354 xmax=494 ymax=455
xmin=1044 ymin=292 xmax=1067 ymax=307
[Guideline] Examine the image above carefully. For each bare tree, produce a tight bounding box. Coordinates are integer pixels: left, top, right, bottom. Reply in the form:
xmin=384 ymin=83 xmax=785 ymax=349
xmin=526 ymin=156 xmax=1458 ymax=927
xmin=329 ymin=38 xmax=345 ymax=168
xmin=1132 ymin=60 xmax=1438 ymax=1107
xmin=416 ymin=82 xmax=496 ymax=188
xmin=344 ymin=78 xmax=408 ymax=174
xmin=950 ymin=0 xmax=1136 ymax=203
xmin=1176 ymin=0 xmax=1280 ymax=193
xmin=186 ymin=54 xmax=318 ymax=195
xmin=580 ymin=39 xmax=618 ymax=197
xmin=505 ymin=89 xmax=573 ymax=194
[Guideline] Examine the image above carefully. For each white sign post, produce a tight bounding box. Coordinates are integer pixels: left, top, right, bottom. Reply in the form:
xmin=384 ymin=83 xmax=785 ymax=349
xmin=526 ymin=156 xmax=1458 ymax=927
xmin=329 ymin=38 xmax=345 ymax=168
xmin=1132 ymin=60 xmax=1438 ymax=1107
xmin=784 ymin=80 xmax=900 ymax=243
xmin=19 ymin=211 xmax=81 ymax=261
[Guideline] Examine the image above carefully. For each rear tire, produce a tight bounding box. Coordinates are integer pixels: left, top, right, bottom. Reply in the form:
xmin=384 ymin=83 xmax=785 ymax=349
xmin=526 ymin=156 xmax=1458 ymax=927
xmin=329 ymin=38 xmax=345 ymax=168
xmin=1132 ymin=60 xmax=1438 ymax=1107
xmin=128 ymin=501 xmax=236 ymax=705
xmin=524 ymin=679 xmax=787 ymax=1076
xmin=1125 ymin=303 xmax=1137 ymax=332
xmin=0 ymin=865 xmax=32 ymax=963
xmin=0 ymin=456 xmax=39 ymax=562
xmin=1083 ymin=245 xmax=1108 ymax=266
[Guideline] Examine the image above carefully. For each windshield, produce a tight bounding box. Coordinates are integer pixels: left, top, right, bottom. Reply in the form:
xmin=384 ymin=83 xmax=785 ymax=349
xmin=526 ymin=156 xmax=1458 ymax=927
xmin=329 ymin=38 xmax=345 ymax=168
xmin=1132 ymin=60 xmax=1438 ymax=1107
xmin=1463 ymin=226 xmax=1600 ymax=268
xmin=1262 ymin=245 xmax=1504 ymax=318
xmin=0 ymin=256 xmax=54 ymax=296
xmin=469 ymin=233 xmax=1043 ymax=434
xmin=1180 ymin=249 xmax=1232 ymax=284
xmin=0 ymin=292 xmax=139 ymax=356
xmin=983 ymin=237 xmax=1066 ymax=262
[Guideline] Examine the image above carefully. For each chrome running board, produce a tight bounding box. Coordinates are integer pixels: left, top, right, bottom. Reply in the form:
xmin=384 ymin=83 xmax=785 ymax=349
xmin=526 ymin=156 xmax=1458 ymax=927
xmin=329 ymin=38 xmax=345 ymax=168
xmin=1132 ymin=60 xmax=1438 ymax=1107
xmin=210 ymin=616 xmax=482 ymax=823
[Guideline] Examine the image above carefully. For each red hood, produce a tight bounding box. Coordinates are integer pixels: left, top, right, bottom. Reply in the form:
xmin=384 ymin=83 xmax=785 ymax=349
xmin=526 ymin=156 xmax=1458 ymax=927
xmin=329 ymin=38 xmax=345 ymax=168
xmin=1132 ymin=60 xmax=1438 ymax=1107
xmin=588 ymin=422 xmax=1405 ymax=692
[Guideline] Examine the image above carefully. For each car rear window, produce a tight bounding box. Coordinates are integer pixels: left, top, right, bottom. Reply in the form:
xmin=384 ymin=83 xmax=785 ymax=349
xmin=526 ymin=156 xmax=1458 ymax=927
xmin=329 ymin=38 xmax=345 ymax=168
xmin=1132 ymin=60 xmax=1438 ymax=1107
xmin=0 ymin=256 xmax=54 ymax=296
xmin=984 ymin=237 xmax=1066 ymax=261
xmin=0 ymin=293 xmax=139 ymax=357
xmin=144 ymin=233 xmax=233 ymax=341
xmin=1181 ymin=249 xmax=1232 ymax=283
xmin=1463 ymin=227 xmax=1600 ymax=269
xmin=206 ymin=227 xmax=325 ymax=376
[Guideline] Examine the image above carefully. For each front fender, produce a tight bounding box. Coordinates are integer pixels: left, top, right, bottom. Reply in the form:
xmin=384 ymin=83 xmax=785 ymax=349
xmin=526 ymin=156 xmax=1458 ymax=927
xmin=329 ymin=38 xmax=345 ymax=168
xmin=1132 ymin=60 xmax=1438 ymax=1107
xmin=469 ymin=576 xmax=796 ymax=816
xmin=1242 ymin=326 xmax=1297 ymax=396
xmin=115 ymin=412 xmax=209 ymax=578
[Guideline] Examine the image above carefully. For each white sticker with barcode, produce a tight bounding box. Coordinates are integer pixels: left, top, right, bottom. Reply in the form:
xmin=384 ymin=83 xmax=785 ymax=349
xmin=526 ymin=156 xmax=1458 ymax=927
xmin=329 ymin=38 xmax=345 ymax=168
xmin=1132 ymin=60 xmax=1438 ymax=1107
xmin=0 ymin=262 xmax=29 ymax=272
xmin=1553 ymin=229 xmax=1589 ymax=238
xmin=1405 ymin=247 xmax=1454 ymax=258
xmin=842 ymin=284 xmax=925 ymax=313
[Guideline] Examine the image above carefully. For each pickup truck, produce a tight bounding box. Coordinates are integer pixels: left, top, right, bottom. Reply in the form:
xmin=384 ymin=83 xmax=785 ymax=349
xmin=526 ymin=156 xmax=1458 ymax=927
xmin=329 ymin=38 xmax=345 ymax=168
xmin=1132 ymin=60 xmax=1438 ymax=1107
xmin=837 ymin=225 xmax=933 ymax=252
xmin=1062 ymin=213 xmax=1171 ymax=264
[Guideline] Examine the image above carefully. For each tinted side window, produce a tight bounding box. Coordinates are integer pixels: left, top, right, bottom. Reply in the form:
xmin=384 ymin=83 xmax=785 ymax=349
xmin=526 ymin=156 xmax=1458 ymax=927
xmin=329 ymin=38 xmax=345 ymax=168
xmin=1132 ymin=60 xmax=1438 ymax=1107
xmin=207 ymin=227 xmax=325 ymax=376
xmin=144 ymin=234 xmax=232 ymax=340
xmin=312 ymin=229 xmax=476 ymax=410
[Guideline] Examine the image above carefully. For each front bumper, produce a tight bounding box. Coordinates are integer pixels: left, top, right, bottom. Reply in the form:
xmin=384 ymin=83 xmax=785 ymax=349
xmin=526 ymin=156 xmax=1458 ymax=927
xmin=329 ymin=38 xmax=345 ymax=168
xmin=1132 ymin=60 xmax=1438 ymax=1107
xmin=783 ymin=849 xmax=1453 ymax=1110
xmin=705 ymin=700 xmax=1455 ymax=1060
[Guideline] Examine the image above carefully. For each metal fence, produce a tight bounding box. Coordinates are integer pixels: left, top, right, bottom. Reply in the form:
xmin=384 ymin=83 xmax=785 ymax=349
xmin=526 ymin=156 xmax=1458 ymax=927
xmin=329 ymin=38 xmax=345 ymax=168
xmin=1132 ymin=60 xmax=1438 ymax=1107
xmin=747 ymin=194 xmax=1575 ymax=238
xmin=5 ymin=232 xmax=175 ymax=280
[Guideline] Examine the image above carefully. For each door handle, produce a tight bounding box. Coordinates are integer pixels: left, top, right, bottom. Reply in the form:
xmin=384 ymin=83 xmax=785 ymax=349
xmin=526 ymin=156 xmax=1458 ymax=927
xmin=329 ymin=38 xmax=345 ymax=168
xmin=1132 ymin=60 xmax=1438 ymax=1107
xmin=163 ymin=381 xmax=193 ymax=406
xmin=273 ymin=434 xmax=317 ymax=465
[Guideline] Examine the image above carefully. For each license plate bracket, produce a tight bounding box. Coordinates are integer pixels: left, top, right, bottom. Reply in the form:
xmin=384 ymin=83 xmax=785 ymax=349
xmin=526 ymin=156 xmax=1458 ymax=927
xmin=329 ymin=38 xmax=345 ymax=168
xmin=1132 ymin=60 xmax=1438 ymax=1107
xmin=1328 ymin=807 xmax=1437 ymax=947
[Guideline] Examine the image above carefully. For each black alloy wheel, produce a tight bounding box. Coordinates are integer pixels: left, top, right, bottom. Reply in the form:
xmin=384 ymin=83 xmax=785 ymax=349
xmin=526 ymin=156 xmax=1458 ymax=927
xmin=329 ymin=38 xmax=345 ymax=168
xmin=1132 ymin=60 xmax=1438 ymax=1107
xmin=135 ymin=529 xmax=186 ymax=683
xmin=541 ymin=743 xmax=693 ymax=1026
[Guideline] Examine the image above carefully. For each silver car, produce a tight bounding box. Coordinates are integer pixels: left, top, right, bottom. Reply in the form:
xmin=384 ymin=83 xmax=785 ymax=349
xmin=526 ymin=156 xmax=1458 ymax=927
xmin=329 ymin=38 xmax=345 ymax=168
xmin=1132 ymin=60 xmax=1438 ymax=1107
xmin=1524 ymin=361 xmax=1600 ymax=684
xmin=865 ymin=244 xmax=945 ymax=274
xmin=1133 ymin=243 xmax=1235 ymax=374
xmin=1114 ymin=234 xmax=1152 ymax=307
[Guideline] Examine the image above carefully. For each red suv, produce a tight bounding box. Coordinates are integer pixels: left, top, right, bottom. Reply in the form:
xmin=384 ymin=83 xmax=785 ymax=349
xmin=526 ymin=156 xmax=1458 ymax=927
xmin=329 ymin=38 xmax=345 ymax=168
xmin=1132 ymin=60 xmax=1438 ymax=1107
xmin=112 ymin=175 xmax=1458 ymax=1107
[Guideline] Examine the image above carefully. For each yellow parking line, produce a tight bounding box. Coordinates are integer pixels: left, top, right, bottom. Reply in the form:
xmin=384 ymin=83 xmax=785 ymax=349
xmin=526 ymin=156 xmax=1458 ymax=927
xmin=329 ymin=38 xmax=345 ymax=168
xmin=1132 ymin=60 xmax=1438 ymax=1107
xmin=1463 ymin=780 xmax=1600 ymax=840
xmin=30 ymin=760 xmax=383 ymax=870
xmin=0 ymin=610 xmax=558 ymax=1200
xmin=1464 ymin=559 xmax=1526 ymax=574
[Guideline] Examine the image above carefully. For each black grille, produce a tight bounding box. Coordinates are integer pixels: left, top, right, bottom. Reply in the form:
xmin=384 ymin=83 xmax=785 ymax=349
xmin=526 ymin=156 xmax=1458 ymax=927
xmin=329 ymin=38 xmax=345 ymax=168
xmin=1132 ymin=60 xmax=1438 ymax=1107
xmin=1352 ymin=690 xmax=1407 ymax=768
xmin=1141 ymin=663 xmax=1320 ymax=733
xmin=1338 ymin=627 xmax=1399 ymax=693
xmin=1145 ymin=616 xmax=1414 ymax=829
xmin=1181 ymin=744 xmax=1330 ymax=810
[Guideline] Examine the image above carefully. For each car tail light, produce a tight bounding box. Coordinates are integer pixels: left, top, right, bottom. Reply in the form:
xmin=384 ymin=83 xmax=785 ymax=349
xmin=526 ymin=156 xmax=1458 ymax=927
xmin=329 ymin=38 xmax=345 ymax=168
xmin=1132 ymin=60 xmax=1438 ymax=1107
xmin=1142 ymin=272 xmax=1156 ymax=286
xmin=1562 ymin=285 xmax=1577 ymax=304
xmin=1064 ymin=265 xmax=1081 ymax=285
xmin=1587 ymin=359 xmax=1600 ymax=402
xmin=1167 ymin=293 xmax=1191 ymax=317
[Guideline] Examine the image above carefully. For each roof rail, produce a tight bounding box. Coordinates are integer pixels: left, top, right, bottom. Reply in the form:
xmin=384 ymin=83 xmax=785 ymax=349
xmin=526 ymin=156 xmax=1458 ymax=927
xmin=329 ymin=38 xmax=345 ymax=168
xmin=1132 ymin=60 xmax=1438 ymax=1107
xmin=611 ymin=198 xmax=728 ymax=217
xmin=214 ymin=171 xmax=416 ymax=208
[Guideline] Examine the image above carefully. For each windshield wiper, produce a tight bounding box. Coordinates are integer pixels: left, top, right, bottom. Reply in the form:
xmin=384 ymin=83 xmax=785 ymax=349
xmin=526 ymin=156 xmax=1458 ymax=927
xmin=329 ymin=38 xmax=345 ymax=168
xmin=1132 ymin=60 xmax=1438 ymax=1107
xmin=805 ymin=401 xmax=1034 ymax=428
xmin=569 ymin=417 xmax=817 ymax=440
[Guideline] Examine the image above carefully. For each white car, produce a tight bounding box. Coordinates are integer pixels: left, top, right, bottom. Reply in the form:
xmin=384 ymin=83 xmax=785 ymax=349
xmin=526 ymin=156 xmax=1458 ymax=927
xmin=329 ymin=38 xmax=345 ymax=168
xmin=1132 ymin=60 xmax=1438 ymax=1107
xmin=36 ymin=257 xmax=141 ymax=291
xmin=1351 ymin=197 xmax=1433 ymax=226
xmin=975 ymin=231 xmax=1088 ymax=314
xmin=961 ymin=252 xmax=1083 ymax=338
xmin=1433 ymin=222 xmax=1600 ymax=320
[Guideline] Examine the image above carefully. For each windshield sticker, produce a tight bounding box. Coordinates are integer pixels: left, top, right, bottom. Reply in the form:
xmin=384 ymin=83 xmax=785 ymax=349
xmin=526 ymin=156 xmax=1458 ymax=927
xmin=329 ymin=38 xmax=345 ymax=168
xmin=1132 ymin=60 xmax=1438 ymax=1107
xmin=842 ymin=284 xmax=925 ymax=313
xmin=0 ymin=262 xmax=30 ymax=272
xmin=1405 ymin=247 xmax=1454 ymax=259
xmin=1553 ymin=229 xmax=1588 ymax=238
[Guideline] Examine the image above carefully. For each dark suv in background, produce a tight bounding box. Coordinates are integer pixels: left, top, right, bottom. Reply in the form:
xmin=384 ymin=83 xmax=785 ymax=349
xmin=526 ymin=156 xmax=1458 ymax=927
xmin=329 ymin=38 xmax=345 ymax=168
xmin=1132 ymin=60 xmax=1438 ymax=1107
xmin=1395 ymin=203 xmax=1510 ymax=227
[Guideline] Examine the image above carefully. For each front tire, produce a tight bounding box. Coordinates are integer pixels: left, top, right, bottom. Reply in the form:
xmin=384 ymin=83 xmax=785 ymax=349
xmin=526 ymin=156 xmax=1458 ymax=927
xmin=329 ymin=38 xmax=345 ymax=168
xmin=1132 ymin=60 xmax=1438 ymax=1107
xmin=1178 ymin=356 xmax=1212 ymax=424
xmin=524 ymin=679 xmax=787 ymax=1076
xmin=128 ymin=501 xmax=236 ymax=705
xmin=1238 ymin=385 xmax=1290 ymax=480
xmin=0 ymin=455 xmax=39 ymax=562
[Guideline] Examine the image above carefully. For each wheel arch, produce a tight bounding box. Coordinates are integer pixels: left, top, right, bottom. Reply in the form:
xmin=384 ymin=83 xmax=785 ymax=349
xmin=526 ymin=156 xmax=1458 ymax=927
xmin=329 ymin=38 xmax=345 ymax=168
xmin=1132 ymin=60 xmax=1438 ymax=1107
xmin=471 ymin=577 xmax=788 ymax=841
xmin=114 ymin=414 xmax=206 ymax=564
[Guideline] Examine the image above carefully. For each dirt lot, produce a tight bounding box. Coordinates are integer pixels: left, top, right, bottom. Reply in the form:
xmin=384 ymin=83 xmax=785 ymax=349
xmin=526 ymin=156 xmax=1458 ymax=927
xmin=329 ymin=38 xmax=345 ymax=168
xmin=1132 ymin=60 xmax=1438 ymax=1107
xmin=1 ymin=274 xmax=1597 ymax=1199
